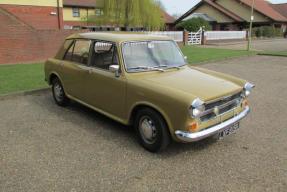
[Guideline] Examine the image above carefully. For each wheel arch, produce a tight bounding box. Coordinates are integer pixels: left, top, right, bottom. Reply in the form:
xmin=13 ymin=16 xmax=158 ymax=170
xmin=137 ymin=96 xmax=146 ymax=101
xmin=48 ymin=72 xmax=68 ymax=94
xmin=49 ymin=73 xmax=58 ymax=85
xmin=128 ymin=102 xmax=174 ymax=135
xmin=48 ymin=72 xmax=63 ymax=86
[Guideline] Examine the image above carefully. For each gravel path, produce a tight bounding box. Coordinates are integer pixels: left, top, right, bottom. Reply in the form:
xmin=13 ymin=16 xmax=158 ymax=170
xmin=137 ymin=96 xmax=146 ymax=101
xmin=0 ymin=55 xmax=287 ymax=192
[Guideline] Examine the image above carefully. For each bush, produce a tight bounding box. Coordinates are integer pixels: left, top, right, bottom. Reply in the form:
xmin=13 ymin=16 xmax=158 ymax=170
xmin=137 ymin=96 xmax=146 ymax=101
xmin=176 ymin=18 xmax=211 ymax=32
xmin=252 ymin=26 xmax=283 ymax=38
xmin=262 ymin=26 xmax=274 ymax=37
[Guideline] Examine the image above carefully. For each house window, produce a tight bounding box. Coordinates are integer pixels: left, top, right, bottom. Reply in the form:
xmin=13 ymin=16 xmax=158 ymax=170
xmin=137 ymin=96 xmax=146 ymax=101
xmin=72 ymin=8 xmax=80 ymax=17
xmin=95 ymin=9 xmax=103 ymax=16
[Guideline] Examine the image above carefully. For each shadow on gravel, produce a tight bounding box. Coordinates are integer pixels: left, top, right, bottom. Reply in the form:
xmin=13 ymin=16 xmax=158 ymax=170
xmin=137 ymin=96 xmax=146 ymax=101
xmin=35 ymin=93 xmax=218 ymax=156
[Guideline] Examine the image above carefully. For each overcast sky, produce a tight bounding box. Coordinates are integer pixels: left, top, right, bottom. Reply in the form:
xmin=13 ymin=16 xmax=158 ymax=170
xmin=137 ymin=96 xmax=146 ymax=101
xmin=161 ymin=0 xmax=287 ymax=15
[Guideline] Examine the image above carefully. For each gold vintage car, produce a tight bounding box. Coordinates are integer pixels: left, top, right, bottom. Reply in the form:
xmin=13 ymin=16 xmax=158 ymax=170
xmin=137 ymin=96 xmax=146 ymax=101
xmin=45 ymin=33 xmax=254 ymax=152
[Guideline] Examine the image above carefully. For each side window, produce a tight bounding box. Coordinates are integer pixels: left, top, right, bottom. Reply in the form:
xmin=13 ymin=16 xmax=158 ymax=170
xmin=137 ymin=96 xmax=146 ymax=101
xmin=72 ymin=40 xmax=91 ymax=65
xmin=64 ymin=40 xmax=75 ymax=61
xmin=64 ymin=39 xmax=91 ymax=65
xmin=90 ymin=41 xmax=119 ymax=70
xmin=57 ymin=39 xmax=73 ymax=60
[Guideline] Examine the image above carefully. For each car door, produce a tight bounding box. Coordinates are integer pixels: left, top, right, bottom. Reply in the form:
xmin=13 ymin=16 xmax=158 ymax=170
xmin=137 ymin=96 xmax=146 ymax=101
xmin=85 ymin=41 xmax=126 ymax=120
xmin=60 ymin=39 xmax=92 ymax=102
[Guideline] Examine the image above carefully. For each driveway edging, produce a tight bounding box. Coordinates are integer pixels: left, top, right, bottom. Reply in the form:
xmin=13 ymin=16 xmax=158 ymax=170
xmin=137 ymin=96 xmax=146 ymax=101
xmin=0 ymin=88 xmax=50 ymax=100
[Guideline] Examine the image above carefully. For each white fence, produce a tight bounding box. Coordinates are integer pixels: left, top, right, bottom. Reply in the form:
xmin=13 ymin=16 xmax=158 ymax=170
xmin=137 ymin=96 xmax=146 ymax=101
xmin=145 ymin=31 xmax=183 ymax=42
xmin=205 ymin=31 xmax=246 ymax=40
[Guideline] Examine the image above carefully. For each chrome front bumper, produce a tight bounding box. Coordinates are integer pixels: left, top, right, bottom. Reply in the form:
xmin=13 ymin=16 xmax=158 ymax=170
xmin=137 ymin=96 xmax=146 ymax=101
xmin=175 ymin=106 xmax=250 ymax=142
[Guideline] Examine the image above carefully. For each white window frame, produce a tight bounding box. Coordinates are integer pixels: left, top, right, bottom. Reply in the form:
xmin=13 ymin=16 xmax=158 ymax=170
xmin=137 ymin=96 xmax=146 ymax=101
xmin=72 ymin=8 xmax=80 ymax=17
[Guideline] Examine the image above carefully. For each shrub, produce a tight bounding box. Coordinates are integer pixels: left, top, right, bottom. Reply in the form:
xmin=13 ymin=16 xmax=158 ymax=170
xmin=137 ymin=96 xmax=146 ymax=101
xmin=252 ymin=26 xmax=283 ymax=38
xmin=176 ymin=18 xmax=211 ymax=32
xmin=273 ymin=27 xmax=283 ymax=37
xmin=262 ymin=26 xmax=274 ymax=37
xmin=255 ymin=27 xmax=263 ymax=37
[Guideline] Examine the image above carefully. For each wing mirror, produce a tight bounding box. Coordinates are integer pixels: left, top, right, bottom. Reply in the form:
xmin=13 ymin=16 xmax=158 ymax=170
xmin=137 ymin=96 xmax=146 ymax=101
xmin=109 ymin=65 xmax=120 ymax=77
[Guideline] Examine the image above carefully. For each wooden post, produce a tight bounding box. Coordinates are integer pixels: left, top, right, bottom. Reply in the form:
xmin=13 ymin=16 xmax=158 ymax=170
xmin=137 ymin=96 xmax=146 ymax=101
xmin=183 ymin=30 xmax=189 ymax=46
xmin=201 ymin=29 xmax=205 ymax=45
xmin=247 ymin=0 xmax=255 ymax=51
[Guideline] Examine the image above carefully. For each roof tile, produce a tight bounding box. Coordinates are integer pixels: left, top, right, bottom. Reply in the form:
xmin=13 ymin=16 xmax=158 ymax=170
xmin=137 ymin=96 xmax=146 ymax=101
xmin=240 ymin=0 xmax=287 ymax=22
xmin=162 ymin=11 xmax=175 ymax=24
xmin=63 ymin=0 xmax=95 ymax=8
xmin=270 ymin=3 xmax=287 ymax=19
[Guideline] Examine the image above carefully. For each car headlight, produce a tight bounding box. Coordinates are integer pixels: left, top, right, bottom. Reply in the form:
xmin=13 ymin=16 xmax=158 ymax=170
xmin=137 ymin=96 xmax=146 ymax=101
xmin=189 ymin=98 xmax=205 ymax=118
xmin=243 ymin=82 xmax=255 ymax=97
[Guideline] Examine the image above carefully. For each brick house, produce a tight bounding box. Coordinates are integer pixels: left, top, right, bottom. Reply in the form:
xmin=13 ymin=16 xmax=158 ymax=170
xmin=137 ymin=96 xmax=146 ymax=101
xmin=62 ymin=0 xmax=175 ymax=31
xmin=0 ymin=0 xmax=175 ymax=31
xmin=0 ymin=0 xmax=87 ymax=64
xmin=62 ymin=0 xmax=102 ymax=29
xmin=162 ymin=11 xmax=176 ymax=31
xmin=175 ymin=0 xmax=287 ymax=32
xmin=0 ymin=0 xmax=175 ymax=64
xmin=0 ymin=0 xmax=63 ymax=30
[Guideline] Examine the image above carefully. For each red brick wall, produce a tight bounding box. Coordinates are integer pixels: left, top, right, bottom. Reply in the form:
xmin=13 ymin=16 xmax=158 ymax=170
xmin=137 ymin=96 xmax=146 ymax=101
xmin=0 ymin=4 xmax=63 ymax=30
xmin=0 ymin=29 xmax=87 ymax=64
xmin=0 ymin=5 xmax=88 ymax=64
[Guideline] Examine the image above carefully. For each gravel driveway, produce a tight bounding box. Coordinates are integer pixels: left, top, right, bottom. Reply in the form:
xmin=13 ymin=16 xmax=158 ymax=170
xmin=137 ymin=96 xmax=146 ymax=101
xmin=1 ymin=55 xmax=287 ymax=192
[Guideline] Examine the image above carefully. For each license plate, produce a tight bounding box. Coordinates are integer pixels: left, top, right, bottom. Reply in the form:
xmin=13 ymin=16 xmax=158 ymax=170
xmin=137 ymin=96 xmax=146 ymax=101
xmin=219 ymin=122 xmax=240 ymax=139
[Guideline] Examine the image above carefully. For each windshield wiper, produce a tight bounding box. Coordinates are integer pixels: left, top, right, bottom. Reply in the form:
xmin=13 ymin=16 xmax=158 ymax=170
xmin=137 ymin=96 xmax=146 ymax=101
xmin=158 ymin=65 xmax=168 ymax=68
xmin=128 ymin=66 xmax=166 ymax=72
xmin=167 ymin=65 xmax=186 ymax=70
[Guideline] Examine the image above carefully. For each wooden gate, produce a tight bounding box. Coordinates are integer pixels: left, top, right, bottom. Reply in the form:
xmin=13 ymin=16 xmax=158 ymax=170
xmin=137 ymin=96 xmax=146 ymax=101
xmin=188 ymin=28 xmax=202 ymax=45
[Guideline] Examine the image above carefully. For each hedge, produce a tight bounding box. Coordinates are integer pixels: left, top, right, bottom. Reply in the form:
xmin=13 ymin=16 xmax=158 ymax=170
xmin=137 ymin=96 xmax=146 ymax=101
xmin=252 ymin=26 xmax=283 ymax=38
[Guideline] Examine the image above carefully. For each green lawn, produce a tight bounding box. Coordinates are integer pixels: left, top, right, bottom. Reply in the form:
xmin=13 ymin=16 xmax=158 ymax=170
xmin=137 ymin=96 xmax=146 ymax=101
xmin=0 ymin=46 xmax=256 ymax=95
xmin=0 ymin=63 xmax=48 ymax=95
xmin=181 ymin=46 xmax=256 ymax=64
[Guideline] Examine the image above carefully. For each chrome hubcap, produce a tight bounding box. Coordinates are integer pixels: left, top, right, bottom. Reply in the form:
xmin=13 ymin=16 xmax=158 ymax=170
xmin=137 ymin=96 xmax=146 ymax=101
xmin=54 ymin=83 xmax=63 ymax=101
xmin=139 ymin=116 xmax=157 ymax=144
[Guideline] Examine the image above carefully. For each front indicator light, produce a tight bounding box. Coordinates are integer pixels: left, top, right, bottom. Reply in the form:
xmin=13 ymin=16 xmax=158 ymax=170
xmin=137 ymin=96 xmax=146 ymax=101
xmin=187 ymin=122 xmax=198 ymax=132
xmin=241 ymin=99 xmax=248 ymax=108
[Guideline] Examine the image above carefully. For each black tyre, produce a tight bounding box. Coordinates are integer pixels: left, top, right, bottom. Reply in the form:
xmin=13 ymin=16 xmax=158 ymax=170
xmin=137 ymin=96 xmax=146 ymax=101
xmin=134 ymin=108 xmax=171 ymax=152
xmin=51 ymin=77 xmax=69 ymax=107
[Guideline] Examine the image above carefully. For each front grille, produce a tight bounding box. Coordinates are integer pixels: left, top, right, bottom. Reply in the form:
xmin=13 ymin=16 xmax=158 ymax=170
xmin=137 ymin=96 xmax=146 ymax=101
xmin=205 ymin=92 xmax=241 ymax=110
xmin=200 ymin=92 xmax=242 ymax=122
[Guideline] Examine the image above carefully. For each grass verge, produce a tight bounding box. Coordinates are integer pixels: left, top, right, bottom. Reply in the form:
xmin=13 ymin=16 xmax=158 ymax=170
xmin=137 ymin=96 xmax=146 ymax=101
xmin=0 ymin=63 xmax=48 ymax=95
xmin=181 ymin=46 xmax=256 ymax=64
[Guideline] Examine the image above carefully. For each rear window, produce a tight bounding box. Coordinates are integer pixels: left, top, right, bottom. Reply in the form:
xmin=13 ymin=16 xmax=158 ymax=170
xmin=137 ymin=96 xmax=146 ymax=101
xmin=55 ymin=40 xmax=73 ymax=60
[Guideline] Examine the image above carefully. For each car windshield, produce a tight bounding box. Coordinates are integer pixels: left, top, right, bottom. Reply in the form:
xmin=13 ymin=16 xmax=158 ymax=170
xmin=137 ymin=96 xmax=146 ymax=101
xmin=122 ymin=41 xmax=187 ymax=72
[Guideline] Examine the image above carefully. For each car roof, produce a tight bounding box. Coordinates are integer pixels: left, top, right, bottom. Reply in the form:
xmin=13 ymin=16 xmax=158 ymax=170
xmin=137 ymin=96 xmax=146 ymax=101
xmin=66 ymin=32 xmax=173 ymax=43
